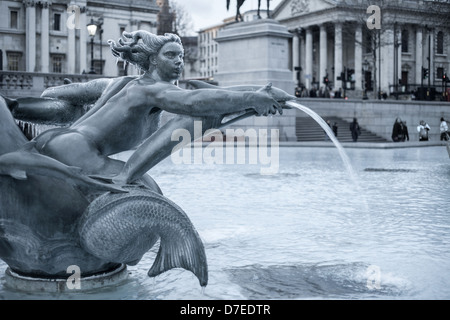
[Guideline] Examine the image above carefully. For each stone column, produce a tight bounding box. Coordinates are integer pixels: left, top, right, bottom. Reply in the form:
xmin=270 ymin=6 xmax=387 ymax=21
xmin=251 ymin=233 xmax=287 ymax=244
xmin=305 ymin=27 xmax=313 ymax=89
xmin=300 ymin=32 xmax=306 ymax=86
xmin=334 ymin=23 xmax=342 ymax=90
xmin=319 ymin=24 xmax=327 ymax=87
xmin=381 ymin=27 xmax=395 ymax=94
xmin=79 ymin=6 xmax=87 ymax=74
xmin=397 ymin=28 xmax=402 ymax=86
xmin=429 ymin=28 xmax=434 ymax=84
xmin=67 ymin=2 xmax=76 ymax=74
xmin=25 ymin=1 xmax=36 ymax=72
xmin=415 ymin=27 xmax=423 ymax=84
xmin=40 ymin=1 xmax=50 ymax=73
xmin=292 ymin=29 xmax=300 ymax=82
xmin=130 ymin=19 xmax=139 ymax=32
xmin=397 ymin=28 xmax=402 ymax=81
xmin=354 ymin=24 xmax=362 ymax=91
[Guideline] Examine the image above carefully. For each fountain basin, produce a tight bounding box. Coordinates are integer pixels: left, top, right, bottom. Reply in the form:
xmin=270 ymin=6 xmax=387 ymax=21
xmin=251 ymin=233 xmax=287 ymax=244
xmin=1 ymin=145 xmax=449 ymax=299
xmin=4 ymin=264 xmax=128 ymax=293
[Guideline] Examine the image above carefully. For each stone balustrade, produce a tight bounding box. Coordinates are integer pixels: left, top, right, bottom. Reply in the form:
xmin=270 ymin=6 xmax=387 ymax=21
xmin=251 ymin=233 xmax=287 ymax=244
xmin=0 ymin=71 xmax=106 ymax=98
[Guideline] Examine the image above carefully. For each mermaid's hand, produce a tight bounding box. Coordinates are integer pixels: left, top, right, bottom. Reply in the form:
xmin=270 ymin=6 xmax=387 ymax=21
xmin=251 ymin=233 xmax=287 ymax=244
xmin=254 ymin=83 xmax=283 ymax=116
xmin=262 ymin=83 xmax=296 ymax=105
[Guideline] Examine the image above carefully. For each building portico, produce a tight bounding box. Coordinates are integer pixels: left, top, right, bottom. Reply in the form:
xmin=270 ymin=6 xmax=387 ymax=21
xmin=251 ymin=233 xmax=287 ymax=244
xmin=273 ymin=0 xmax=450 ymax=100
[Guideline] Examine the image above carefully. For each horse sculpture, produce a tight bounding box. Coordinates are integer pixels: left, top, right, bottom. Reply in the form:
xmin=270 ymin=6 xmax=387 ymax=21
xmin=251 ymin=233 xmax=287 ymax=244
xmin=226 ymin=0 xmax=271 ymax=22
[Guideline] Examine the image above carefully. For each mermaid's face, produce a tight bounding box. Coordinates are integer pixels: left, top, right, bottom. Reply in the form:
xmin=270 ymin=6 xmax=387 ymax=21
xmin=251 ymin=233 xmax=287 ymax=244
xmin=153 ymin=42 xmax=184 ymax=82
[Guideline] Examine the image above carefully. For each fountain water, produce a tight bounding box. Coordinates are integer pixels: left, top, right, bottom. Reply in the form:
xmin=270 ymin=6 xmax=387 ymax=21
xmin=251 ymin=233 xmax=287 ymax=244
xmin=285 ymin=101 xmax=369 ymax=212
xmin=285 ymin=101 xmax=356 ymax=179
xmin=15 ymin=120 xmax=62 ymax=140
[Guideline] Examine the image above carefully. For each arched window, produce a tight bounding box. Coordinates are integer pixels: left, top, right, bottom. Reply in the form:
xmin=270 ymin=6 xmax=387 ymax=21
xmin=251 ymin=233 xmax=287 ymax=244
xmin=401 ymin=29 xmax=409 ymax=53
xmin=437 ymin=31 xmax=444 ymax=55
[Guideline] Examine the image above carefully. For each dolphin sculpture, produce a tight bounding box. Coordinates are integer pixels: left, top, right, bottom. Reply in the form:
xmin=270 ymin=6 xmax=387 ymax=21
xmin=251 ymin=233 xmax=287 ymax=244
xmin=0 ymin=142 xmax=126 ymax=194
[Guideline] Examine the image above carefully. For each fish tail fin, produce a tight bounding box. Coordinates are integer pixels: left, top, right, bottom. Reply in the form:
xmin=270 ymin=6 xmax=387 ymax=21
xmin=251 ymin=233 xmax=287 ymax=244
xmin=148 ymin=230 xmax=208 ymax=287
xmin=79 ymin=188 xmax=207 ymax=286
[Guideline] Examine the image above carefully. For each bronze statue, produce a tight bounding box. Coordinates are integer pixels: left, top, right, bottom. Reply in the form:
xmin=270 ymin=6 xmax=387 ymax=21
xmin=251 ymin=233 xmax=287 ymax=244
xmin=227 ymin=0 xmax=246 ymax=22
xmin=258 ymin=0 xmax=272 ymax=19
xmin=226 ymin=0 xmax=271 ymax=22
xmin=0 ymin=30 xmax=293 ymax=289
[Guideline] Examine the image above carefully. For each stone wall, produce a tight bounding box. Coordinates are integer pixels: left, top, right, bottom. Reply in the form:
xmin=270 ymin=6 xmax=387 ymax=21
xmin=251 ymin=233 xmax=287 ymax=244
xmin=284 ymin=98 xmax=450 ymax=142
xmin=220 ymin=98 xmax=450 ymax=142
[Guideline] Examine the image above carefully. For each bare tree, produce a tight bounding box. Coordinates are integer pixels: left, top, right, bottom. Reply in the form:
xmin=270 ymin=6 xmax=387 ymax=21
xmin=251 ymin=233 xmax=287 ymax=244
xmin=171 ymin=1 xmax=195 ymax=36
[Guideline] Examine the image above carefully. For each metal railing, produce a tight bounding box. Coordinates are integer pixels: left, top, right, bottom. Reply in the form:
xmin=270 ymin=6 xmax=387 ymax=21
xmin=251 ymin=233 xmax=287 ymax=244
xmin=389 ymin=82 xmax=450 ymax=101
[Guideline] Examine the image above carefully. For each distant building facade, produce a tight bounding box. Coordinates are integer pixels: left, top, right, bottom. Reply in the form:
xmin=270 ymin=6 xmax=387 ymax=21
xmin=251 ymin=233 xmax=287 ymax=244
xmin=0 ymin=0 xmax=159 ymax=78
xmin=272 ymin=0 xmax=450 ymax=98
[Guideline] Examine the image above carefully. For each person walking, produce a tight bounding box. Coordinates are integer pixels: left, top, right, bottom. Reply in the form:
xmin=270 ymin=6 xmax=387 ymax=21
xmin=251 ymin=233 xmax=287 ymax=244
xmin=349 ymin=118 xmax=361 ymax=142
xmin=440 ymin=117 xmax=449 ymax=141
xmin=332 ymin=122 xmax=338 ymax=137
xmin=391 ymin=117 xmax=404 ymax=142
xmin=324 ymin=119 xmax=331 ymax=141
xmin=417 ymin=120 xmax=431 ymax=141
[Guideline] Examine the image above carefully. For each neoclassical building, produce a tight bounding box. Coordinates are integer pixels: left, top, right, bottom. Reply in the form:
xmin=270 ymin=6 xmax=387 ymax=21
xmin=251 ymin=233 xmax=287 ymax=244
xmin=0 ymin=0 xmax=159 ymax=77
xmin=272 ymin=0 xmax=450 ymax=98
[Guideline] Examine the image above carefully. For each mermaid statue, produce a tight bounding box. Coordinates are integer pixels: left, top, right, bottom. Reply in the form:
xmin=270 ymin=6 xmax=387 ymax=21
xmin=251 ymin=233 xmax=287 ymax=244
xmin=0 ymin=30 xmax=293 ymax=289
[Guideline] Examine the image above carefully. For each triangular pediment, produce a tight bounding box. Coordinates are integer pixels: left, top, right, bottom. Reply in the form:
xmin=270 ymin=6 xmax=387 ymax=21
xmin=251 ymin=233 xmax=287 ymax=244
xmin=273 ymin=0 xmax=338 ymax=20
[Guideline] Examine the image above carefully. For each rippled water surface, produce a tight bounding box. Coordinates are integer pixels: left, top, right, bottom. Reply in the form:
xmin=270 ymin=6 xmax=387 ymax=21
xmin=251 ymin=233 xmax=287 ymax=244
xmin=1 ymin=146 xmax=449 ymax=300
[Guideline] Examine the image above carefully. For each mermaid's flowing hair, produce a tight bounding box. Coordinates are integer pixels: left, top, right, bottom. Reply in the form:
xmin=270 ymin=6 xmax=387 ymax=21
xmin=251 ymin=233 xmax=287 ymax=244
xmin=108 ymin=30 xmax=183 ymax=72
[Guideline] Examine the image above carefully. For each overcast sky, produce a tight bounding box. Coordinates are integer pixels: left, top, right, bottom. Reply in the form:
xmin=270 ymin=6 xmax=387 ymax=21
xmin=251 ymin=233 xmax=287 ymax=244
xmin=178 ymin=0 xmax=284 ymax=33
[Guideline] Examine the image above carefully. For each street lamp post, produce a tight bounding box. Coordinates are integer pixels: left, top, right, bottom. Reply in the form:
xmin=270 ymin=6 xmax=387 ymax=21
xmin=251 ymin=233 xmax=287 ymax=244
xmin=378 ymin=29 xmax=381 ymax=100
xmin=362 ymin=59 xmax=369 ymax=100
xmin=87 ymin=19 xmax=97 ymax=74
xmin=97 ymin=18 xmax=104 ymax=75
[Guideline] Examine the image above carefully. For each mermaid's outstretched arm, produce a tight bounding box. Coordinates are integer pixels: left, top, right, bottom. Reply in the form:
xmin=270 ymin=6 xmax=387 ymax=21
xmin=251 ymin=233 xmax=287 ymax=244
xmin=9 ymin=77 xmax=138 ymax=126
xmin=187 ymin=80 xmax=296 ymax=103
xmin=6 ymin=78 xmax=121 ymax=126
xmin=41 ymin=78 xmax=113 ymax=106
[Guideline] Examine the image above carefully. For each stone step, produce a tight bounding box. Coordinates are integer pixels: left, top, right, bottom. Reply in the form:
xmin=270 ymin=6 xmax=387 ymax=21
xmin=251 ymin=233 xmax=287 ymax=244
xmin=295 ymin=116 xmax=389 ymax=142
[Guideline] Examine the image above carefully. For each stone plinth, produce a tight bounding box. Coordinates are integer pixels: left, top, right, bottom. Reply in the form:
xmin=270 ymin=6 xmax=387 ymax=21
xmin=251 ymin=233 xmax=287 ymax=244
xmin=215 ymin=19 xmax=294 ymax=93
xmin=214 ymin=19 xmax=297 ymax=141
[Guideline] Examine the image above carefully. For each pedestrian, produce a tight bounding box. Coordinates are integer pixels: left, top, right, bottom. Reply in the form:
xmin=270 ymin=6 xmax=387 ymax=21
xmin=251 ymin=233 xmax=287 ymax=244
xmin=440 ymin=117 xmax=449 ymax=141
xmin=332 ymin=122 xmax=338 ymax=137
xmin=391 ymin=117 xmax=404 ymax=142
xmin=402 ymin=121 xmax=409 ymax=141
xmin=417 ymin=120 xmax=431 ymax=141
xmin=324 ymin=119 xmax=331 ymax=141
xmin=349 ymin=118 xmax=361 ymax=142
